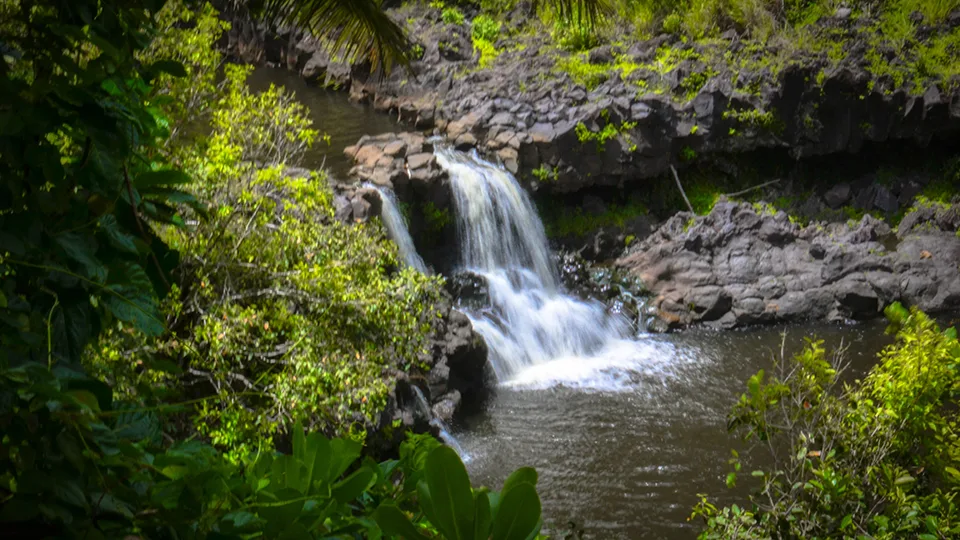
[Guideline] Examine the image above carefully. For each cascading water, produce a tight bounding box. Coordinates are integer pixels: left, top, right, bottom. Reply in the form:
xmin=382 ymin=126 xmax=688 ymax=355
xmin=369 ymin=185 xmax=430 ymax=274
xmin=435 ymin=147 xmax=651 ymax=388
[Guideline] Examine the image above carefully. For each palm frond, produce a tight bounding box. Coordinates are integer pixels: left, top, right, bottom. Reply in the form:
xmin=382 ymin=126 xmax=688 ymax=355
xmin=257 ymin=0 xmax=411 ymax=73
xmin=536 ymin=0 xmax=614 ymax=25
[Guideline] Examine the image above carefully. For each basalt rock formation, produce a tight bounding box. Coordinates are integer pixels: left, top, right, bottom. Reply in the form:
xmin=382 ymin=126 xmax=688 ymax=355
xmin=616 ymin=200 xmax=960 ymax=329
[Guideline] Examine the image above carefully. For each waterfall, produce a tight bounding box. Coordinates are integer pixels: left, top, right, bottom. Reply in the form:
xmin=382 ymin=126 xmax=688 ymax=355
xmin=435 ymin=147 xmax=637 ymax=385
xmin=370 ymin=185 xmax=430 ymax=274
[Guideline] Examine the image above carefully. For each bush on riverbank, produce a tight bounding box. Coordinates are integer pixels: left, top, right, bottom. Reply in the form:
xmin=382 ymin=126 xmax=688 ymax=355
xmin=694 ymin=303 xmax=960 ymax=538
xmin=84 ymin=0 xmax=449 ymax=459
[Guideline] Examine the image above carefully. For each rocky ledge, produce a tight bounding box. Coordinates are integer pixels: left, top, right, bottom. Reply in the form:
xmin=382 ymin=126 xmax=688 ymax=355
xmin=616 ymin=200 xmax=960 ymax=329
xmin=225 ymin=3 xmax=960 ymax=193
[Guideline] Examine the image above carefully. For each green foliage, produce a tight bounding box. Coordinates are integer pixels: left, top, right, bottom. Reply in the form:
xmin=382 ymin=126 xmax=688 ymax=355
xmin=473 ymin=37 xmax=501 ymax=68
xmin=89 ymin=58 xmax=444 ymax=457
xmin=540 ymin=201 xmax=649 ymax=238
xmin=680 ymin=146 xmax=698 ymax=162
xmin=472 ymin=14 xmax=502 ymax=42
xmin=722 ymin=107 xmax=783 ymax=134
xmin=442 ymin=6 xmax=466 ymax=25
xmin=0 ymin=363 xmax=544 ymax=537
xmin=556 ymin=53 xmax=613 ymax=89
xmin=479 ymin=0 xmax=520 ymax=14
xmin=531 ymin=164 xmax=559 ymax=183
xmin=0 ymin=0 xmax=197 ymax=368
xmin=0 ymin=1 xmax=546 ymax=537
xmin=679 ymin=67 xmax=719 ymax=101
xmin=695 ymin=304 xmax=960 ymax=539
xmin=685 ymin=179 xmax=720 ymax=214
xmin=574 ymin=111 xmax=637 ymax=151
xmin=422 ymin=201 xmax=452 ymax=237
xmin=213 ymin=65 xmax=319 ymax=166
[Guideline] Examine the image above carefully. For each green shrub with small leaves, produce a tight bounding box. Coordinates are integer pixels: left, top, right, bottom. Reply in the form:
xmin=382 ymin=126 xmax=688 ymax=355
xmin=442 ymin=6 xmax=466 ymax=25
xmin=472 ymin=14 xmax=502 ymax=42
xmin=87 ymin=16 xmax=446 ymax=459
xmin=694 ymin=303 xmax=960 ymax=539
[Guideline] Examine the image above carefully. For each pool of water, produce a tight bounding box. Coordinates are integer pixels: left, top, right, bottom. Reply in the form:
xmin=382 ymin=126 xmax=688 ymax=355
xmin=454 ymin=321 xmax=892 ymax=539
xmin=246 ymin=67 xmax=403 ymax=180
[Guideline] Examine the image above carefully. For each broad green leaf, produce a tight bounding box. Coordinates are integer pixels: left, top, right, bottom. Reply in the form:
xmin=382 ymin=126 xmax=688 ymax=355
xmin=161 ymin=465 xmax=189 ymax=480
xmin=502 ymin=467 xmax=538 ymax=494
xmin=68 ymin=389 xmax=102 ymax=413
xmin=423 ymin=445 xmax=474 ymax=540
xmin=135 ymin=169 xmax=192 ymax=188
xmin=113 ymin=408 xmax=161 ymax=443
xmin=103 ymin=261 xmax=164 ymax=336
xmin=474 ymin=489 xmax=492 ymax=540
xmin=99 ymin=215 xmax=139 ymax=254
xmin=259 ymin=487 xmax=305 ymax=536
xmin=894 ymin=474 xmax=915 ymax=485
xmin=91 ymin=492 xmax=134 ymax=518
xmin=373 ymin=502 xmax=431 ymax=540
xmin=293 ymin=421 xmax=306 ymax=463
xmin=332 ymin=466 xmax=376 ymax=504
xmin=0 ymin=290 xmax=6 ymax=308
xmin=490 ymin=482 xmax=541 ymax=540
xmin=56 ymin=431 xmax=85 ymax=473
xmin=56 ymin=233 xmax=107 ymax=282
xmin=221 ymin=511 xmax=265 ymax=533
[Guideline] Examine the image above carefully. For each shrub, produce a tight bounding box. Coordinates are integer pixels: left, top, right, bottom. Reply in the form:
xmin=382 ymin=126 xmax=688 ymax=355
xmin=1 ymin=362 xmax=545 ymax=538
xmin=90 ymin=64 xmax=446 ymax=458
xmin=472 ymin=14 xmax=501 ymax=42
xmin=556 ymin=53 xmax=612 ymax=89
xmin=694 ymin=304 xmax=960 ymax=539
xmin=442 ymin=6 xmax=465 ymax=25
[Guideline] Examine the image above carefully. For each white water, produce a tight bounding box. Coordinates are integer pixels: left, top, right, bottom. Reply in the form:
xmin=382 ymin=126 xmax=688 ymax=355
xmin=370 ymin=185 xmax=430 ymax=274
xmin=435 ymin=147 xmax=660 ymax=389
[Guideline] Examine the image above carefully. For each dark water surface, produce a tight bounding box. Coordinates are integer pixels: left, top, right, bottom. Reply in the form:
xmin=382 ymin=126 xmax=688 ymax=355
xmin=250 ymin=71 xmax=912 ymax=538
xmin=246 ymin=67 xmax=403 ymax=179
xmin=455 ymin=322 xmax=892 ymax=539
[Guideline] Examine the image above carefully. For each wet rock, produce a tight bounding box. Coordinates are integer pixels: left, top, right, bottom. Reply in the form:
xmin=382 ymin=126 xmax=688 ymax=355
xmin=446 ymin=271 xmax=491 ymax=309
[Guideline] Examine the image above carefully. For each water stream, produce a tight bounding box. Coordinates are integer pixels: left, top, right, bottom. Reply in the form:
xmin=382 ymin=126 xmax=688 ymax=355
xmin=368 ymin=184 xmax=430 ymax=273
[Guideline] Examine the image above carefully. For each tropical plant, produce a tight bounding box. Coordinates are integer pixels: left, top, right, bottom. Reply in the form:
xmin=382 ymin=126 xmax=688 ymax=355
xmin=0 ymin=0 xmax=198 ymax=367
xmin=693 ymin=303 xmax=960 ymax=539
xmin=251 ymin=0 xmax=611 ymax=71
xmin=1 ymin=361 xmax=544 ymax=538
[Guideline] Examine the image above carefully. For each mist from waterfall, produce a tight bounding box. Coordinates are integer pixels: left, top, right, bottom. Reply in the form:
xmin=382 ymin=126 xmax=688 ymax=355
xmin=370 ymin=185 xmax=430 ymax=274
xmin=435 ymin=148 xmax=646 ymax=387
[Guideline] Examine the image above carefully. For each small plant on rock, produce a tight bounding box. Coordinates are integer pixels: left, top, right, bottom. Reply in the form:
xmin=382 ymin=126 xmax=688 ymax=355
xmin=441 ymin=6 xmax=465 ymax=25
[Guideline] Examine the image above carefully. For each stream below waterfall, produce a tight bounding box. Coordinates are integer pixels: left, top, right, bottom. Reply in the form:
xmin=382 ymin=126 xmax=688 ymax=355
xmin=255 ymin=67 xmax=895 ymax=538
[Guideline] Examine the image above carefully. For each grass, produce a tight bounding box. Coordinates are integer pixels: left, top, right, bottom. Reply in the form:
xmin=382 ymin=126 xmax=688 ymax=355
xmin=540 ymin=200 xmax=650 ymax=237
